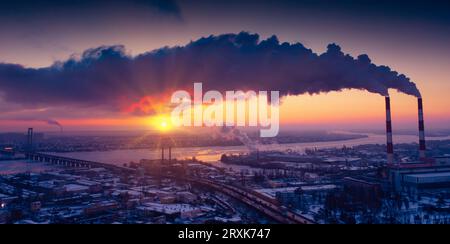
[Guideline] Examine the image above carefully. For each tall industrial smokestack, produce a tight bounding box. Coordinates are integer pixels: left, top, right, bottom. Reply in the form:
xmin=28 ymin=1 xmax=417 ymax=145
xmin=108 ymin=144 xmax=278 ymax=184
xmin=385 ymin=97 xmax=394 ymax=165
xmin=161 ymin=146 xmax=165 ymax=163
xmin=418 ymin=97 xmax=426 ymax=159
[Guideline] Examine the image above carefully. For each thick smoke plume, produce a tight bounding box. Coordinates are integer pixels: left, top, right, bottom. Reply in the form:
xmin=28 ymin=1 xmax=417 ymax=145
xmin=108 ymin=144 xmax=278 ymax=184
xmin=0 ymin=32 xmax=421 ymax=113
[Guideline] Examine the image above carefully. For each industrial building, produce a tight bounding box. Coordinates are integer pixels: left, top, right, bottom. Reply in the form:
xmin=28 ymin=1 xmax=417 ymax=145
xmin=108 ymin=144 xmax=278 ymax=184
xmin=386 ymin=97 xmax=450 ymax=192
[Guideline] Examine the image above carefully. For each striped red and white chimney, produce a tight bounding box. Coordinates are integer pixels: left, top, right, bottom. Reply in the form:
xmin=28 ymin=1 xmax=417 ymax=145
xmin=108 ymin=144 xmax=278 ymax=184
xmin=418 ymin=97 xmax=426 ymax=159
xmin=385 ymin=97 xmax=394 ymax=165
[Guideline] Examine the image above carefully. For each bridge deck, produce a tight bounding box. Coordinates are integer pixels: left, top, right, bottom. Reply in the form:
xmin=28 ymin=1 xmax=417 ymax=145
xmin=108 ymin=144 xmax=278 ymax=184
xmin=26 ymin=152 xmax=136 ymax=173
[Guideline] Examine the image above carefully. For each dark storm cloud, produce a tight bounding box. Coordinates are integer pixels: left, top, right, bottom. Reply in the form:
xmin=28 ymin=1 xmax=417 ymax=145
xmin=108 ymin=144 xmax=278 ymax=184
xmin=0 ymin=32 xmax=420 ymax=112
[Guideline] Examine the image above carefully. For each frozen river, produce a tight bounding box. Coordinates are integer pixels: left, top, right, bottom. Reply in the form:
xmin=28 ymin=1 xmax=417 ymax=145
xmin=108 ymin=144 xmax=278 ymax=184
xmin=49 ymin=133 xmax=450 ymax=166
xmin=2 ymin=132 xmax=450 ymax=174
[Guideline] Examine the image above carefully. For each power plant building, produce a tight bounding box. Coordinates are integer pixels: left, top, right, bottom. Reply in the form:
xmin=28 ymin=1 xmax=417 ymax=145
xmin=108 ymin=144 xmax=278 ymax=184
xmin=386 ymin=97 xmax=450 ymax=192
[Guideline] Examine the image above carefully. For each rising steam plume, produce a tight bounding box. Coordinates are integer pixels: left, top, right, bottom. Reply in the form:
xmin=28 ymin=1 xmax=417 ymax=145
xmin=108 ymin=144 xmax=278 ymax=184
xmin=8 ymin=118 xmax=64 ymax=132
xmin=217 ymin=126 xmax=259 ymax=151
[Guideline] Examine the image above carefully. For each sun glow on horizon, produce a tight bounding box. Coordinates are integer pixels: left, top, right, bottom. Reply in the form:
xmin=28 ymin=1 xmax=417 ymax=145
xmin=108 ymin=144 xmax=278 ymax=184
xmin=150 ymin=115 xmax=173 ymax=132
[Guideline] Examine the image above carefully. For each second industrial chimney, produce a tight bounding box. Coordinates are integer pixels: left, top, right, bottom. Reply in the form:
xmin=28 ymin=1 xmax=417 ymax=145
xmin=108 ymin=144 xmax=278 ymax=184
xmin=418 ymin=97 xmax=426 ymax=159
xmin=385 ymin=97 xmax=394 ymax=165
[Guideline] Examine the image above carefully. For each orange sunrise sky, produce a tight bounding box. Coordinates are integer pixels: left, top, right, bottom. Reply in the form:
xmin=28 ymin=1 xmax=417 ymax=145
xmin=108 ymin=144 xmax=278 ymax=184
xmin=0 ymin=1 xmax=449 ymax=132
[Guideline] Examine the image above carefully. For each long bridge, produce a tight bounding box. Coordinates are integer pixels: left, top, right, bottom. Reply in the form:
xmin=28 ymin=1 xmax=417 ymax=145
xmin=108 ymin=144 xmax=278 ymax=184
xmin=25 ymin=152 xmax=136 ymax=174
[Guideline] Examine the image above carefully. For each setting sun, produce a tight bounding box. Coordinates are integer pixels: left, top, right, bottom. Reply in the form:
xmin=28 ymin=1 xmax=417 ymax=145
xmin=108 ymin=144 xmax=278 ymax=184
xmin=150 ymin=115 xmax=172 ymax=132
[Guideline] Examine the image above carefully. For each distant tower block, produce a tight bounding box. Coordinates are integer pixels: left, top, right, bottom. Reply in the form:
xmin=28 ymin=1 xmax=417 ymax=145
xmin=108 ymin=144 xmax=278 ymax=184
xmin=385 ymin=97 xmax=394 ymax=165
xmin=418 ymin=97 xmax=426 ymax=159
xmin=27 ymin=128 xmax=34 ymax=152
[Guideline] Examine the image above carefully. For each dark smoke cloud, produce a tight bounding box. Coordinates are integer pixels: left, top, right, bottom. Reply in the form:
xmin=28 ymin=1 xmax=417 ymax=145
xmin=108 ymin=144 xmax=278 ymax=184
xmin=0 ymin=32 xmax=421 ymax=113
